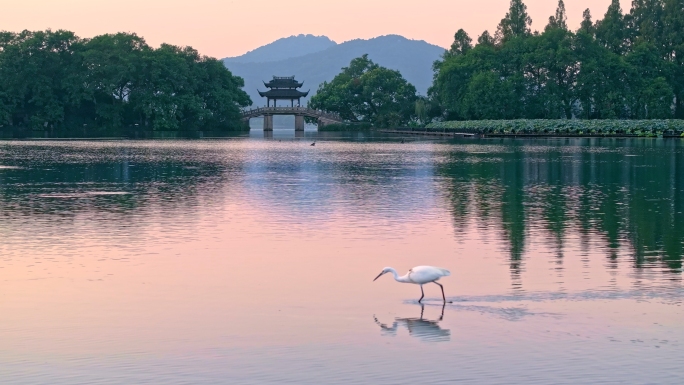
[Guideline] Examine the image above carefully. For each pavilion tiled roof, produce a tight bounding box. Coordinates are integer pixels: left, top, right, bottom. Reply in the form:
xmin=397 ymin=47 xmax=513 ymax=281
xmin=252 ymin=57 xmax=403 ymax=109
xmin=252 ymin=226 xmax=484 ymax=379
xmin=263 ymin=76 xmax=304 ymax=89
xmin=258 ymin=89 xmax=309 ymax=98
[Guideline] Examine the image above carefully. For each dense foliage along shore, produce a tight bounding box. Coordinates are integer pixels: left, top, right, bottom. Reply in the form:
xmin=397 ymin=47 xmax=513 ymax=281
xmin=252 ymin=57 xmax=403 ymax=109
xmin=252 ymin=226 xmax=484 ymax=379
xmin=429 ymin=0 xmax=684 ymax=121
xmin=0 ymin=30 xmax=251 ymax=137
xmin=310 ymin=55 xmax=418 ymax=128
xmin=310 ymin=0 xmax=684 ymax=130
xmin=3 ymin=0 xmax=684 ymax=138
xmin=426 ymin=120 xmax=684 ymax=137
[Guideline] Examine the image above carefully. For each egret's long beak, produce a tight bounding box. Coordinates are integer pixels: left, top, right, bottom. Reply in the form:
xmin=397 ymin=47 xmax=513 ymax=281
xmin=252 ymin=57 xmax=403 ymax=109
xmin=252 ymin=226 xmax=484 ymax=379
xmin=373 ymin=272 xmax=384 ymax=281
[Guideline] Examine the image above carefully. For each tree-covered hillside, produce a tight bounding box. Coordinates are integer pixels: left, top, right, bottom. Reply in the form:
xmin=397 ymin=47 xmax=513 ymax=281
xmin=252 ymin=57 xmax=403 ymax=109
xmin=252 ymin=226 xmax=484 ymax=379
xmin=0 ymin=30 xmax=251 ymax=136
xmin=225 ymin=35 xmax=444 ymax=105
xmin=430 ymin=0 xmax=684 ymax=121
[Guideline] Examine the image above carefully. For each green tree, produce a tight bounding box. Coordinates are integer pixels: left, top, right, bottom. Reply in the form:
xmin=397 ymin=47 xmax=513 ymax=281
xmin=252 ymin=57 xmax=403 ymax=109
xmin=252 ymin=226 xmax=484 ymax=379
xmin=0 ymin=30 xmax=87 ymax=130
xmin=447 ymin=29 xmax=473 ymax=57
xmin=414 ymin=97 xmax=428 ymax=125
xmin=477 ymin=31 xmax=496 ymax=46
xmin=429 ymin=36 xmax=499 ymax=120
xmin=595 ymin=0 xmax=628 ymax=54
xmin=663 ymin=0 xmax=684 ymax=118
xmin=572 ymin=8 xmax=626 ymax=119
xmin=574 ymin=30 xmax=630 ymax=119
xmin=496 ymin=0 xmax=533 ymax=42
xmin=625 ymin=42 xmax=673 ymax=118
xmin=627 ymin=0 xmax=665 ymax=45
xmin=526 ymin=26 xmax=577 ymax=118
xmin=461 ymin=71 xmax=516 ymax=119
xmin=579 ymin=8 xmax=595 ymax=34
xmin=309 ymin=55 xmax=418 ymax=127
xmin=81 ymin=33 xmax=148 ymax=129
xmin=0 ymin=29 xmax=251 ymax=135
xmin=546 ymin=0 xmax=568 ymax=31
xmin=430 ymin=0 xmax=678 ymax=121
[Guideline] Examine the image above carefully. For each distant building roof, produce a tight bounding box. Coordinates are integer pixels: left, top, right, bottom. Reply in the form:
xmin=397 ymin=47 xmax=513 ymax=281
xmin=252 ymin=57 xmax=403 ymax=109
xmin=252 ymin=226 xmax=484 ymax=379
xmin=264 ymin=76 xmax=304 ymax=89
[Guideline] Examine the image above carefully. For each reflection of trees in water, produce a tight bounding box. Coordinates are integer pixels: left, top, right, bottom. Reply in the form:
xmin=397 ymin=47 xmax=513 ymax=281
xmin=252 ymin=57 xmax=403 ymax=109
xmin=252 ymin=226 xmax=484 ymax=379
xmin=242 ymin=142 xmax=437 ymax=227
xmin=439 ymin=139 xmax=684 ymax=284
xmin=373 ymin=304 xmax=450 ymax=342
xmin=501 ymin=152 xmax=526 ymax=287
xmin=0 ymin=142 xmax=239 ymax=222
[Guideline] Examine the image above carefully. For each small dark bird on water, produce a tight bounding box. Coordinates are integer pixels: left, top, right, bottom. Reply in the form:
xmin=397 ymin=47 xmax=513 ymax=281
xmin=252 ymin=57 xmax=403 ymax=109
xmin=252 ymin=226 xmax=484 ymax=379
xmin=311 ymin=142 xmax=316 ymax=146
xmin=401 ymin=139 xmax=405 ymax=143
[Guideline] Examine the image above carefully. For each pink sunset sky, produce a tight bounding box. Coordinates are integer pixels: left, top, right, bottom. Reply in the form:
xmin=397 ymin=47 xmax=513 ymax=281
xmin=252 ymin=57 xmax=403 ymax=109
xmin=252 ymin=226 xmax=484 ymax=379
xmin=1 ymin=0 xmax=631 ymax=58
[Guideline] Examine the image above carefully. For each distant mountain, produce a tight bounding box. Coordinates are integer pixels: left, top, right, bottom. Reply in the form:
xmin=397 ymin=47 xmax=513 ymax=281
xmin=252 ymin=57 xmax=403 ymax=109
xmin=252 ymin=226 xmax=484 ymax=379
xmin=223 ymin=35 xmax=445 ymax=106
xmin=224 ymin=34 xmax=337 ymax=64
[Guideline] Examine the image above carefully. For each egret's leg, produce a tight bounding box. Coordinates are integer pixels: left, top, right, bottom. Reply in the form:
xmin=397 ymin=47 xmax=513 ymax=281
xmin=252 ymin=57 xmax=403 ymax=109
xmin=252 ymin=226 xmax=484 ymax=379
xmin=418 ymin=285 xmax=424 ymax=303
xmin=434 ymin=282 xmax=446 ymax=302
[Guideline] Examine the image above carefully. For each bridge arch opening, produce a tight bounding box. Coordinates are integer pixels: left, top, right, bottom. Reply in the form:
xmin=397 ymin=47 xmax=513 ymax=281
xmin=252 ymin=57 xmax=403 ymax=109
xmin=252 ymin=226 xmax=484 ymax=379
xmin=241 ymin=107 xmax=342 ymax=131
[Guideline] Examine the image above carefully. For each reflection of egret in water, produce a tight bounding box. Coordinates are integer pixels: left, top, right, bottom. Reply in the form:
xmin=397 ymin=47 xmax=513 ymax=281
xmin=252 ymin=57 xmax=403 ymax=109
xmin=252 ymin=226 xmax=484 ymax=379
xmin=373 ymin=304 xmax=450 ymax=342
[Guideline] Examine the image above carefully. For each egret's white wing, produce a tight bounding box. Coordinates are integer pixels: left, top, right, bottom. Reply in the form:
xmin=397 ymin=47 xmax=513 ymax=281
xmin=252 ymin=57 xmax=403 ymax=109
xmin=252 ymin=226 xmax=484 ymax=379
xmin=408 ymin=266 xmax=450 ymax=284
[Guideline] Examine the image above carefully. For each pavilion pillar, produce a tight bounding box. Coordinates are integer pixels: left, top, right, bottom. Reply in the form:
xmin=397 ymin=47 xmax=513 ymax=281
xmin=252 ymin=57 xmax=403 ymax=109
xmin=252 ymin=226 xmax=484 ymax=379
xmin=263 ymin=114 xmax=273 ymax=131
xmin=295 ymin=115 xmax=305 ymax=131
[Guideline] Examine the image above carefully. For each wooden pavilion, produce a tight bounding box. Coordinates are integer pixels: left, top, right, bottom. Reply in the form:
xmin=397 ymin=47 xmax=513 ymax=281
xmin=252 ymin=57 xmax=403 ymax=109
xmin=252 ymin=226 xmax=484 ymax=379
xmin=258 ymin=76 xmax=309 ymax=107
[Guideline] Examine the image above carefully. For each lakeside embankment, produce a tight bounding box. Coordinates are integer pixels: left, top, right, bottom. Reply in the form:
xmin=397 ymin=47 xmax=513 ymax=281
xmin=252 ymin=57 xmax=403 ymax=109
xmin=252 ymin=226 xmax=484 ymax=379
xmin=321 ymin=120 xmax=684 ymax=138
xmin=5 ymin=120 xmax=684 ymax=139
xmin=422 ymin=120 xmax=684 ymax=138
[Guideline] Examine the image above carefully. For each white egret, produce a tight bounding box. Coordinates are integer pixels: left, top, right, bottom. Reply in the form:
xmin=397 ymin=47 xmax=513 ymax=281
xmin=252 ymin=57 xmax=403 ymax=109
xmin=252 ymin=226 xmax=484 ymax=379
xmin=373 ymin=266 xmax=451 ymax=303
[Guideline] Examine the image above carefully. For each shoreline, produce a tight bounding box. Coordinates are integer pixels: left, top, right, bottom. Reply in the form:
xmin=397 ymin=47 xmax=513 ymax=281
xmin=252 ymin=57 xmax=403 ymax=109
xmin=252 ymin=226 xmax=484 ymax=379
xmin=2 ymin=129 xmax=683 ymax=140
xmin=378 ymin=129 xmax=683 ymax=139
xmin=424 ymin=119 xmax=684 ymax=138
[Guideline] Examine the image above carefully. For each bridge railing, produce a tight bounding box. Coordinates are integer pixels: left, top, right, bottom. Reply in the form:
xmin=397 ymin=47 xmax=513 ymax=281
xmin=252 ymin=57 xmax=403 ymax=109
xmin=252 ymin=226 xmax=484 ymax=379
xmin=240 ymin=106 xmax=342 ymax=122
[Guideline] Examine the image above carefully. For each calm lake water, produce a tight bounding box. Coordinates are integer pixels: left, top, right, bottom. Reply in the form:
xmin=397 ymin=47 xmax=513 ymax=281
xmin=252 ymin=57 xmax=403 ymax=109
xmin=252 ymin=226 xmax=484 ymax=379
xmin=1 ymin=130 xmax=683 ymax=384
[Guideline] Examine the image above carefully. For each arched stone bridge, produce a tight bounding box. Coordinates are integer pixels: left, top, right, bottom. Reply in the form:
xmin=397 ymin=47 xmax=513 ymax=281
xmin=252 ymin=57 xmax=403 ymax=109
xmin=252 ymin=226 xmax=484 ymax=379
xmin=241 ymin=106 xmax=343 ymax=131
